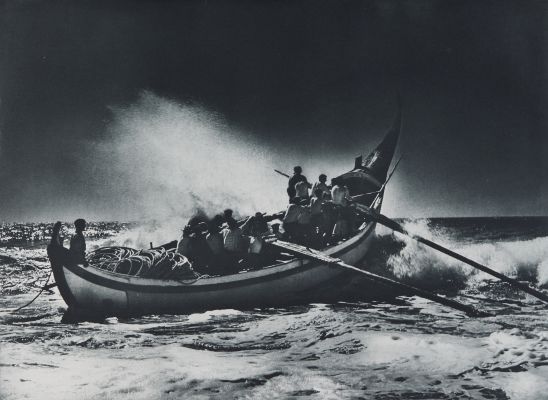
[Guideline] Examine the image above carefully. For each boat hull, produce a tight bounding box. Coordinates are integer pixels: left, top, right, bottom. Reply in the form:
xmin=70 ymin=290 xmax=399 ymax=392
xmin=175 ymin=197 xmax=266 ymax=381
xmin=52 ymin=222 xmax=379 ymax=317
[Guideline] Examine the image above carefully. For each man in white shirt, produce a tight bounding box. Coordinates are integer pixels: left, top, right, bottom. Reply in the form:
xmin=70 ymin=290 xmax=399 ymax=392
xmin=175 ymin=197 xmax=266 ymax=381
xmin=295 ymin=180 xmax=310 ymax=199
xmin=312 ymin=174 xmax=330 ymax=198
xmin=331 ymin=184 xmax=350 ymax=206
xmin=282 ymin=197 xmax=302 ymax=240
xmin=221 ymin=219 xmax=246 ymax=274
xmin=222 ymin=219 xmax=244 ymax=253
xmin=309 ymin=189 xmax=325 ymax=243
xmin=176 ymin=225 xmax=193 ymax=257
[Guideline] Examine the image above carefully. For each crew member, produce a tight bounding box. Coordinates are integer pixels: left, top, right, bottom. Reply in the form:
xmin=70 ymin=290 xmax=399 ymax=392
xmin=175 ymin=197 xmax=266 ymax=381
xmin=320 ymin=200 xmax=337 ymax=244
xmin=282 ymin=197 xmax=302 ymax=240
xmin=332 ymin=207 xmax=350 ymax=241
xmin=242 ymin=212 xmax=269 ymax=237
xmin=331 ymin=184 xmax=354 ymax=240
xmin=270 ymin=223 xmax=284 ymax=240
xmin=287 ymin=166 xmax=311 ymax=198
xmin=69 ymin=218 xmax=87 ymax=266
xmin=312 ymin=174 xmax=330 ymax=197
xmin=223 ymin=209 xmax=237 ymax=227
xmin=309 ymin=188 xmax=325 ymax=243
xmin=295 ymin=180 xmax=310 ymax=200
xmin=287 ymin=186 xmax=297 ymax=203
xmin=247 ymin=234 xmax=266 ymax=269
xmin=297 ymin=201 xmax=312 ymax=244
xmin=191 ymin=222 xmax=211 ymax=269
xmin=331 ymin=184 xmax=350 ymax=206
xmin=222 ymin=219 xmax=245 ymax=272
xmin=176 ymin=225 xmax=193 ymax=257
xmin=206 ymin=225 xmax=224 ymax=255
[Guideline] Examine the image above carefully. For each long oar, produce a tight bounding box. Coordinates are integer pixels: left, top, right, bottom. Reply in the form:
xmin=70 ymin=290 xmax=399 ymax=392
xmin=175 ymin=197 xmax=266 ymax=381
xmin=274 ymin=169 xmax=290 ymax=178
xmin=269 ymin=239 xmax=489 ymax=317
xmin=354 ymin=205 xmax=548 ymax=304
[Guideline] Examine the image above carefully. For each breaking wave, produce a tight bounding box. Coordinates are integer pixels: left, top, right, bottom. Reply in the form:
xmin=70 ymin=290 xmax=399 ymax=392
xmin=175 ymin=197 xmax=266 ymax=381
xmin=380 ymin=219 xmax=548 ymax=290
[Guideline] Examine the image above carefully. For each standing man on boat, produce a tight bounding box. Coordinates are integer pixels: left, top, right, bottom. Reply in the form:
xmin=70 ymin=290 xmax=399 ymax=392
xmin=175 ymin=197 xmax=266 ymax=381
xmin=69 ymin=218 xmax=87 ymax=266
xmin=287 ymin=166 xmax=311 ymax=199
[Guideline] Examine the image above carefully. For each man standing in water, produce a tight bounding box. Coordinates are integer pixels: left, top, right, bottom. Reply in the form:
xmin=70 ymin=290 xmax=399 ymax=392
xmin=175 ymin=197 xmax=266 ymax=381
xmin=69 ymin=218 xmax=87 ymax=266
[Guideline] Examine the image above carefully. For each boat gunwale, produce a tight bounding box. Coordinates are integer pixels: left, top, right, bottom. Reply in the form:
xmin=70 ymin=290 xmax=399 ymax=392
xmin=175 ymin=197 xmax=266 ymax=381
xmin=59 ymin=221 xmax=376 ymax=293
xmin=335 ymin=170 xmax=382 ymax=187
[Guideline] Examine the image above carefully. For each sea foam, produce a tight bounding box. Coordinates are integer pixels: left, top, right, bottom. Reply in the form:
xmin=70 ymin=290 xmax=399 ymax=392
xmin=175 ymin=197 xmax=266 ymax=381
xmin=383 ymin=219 xmax=548 ymax=289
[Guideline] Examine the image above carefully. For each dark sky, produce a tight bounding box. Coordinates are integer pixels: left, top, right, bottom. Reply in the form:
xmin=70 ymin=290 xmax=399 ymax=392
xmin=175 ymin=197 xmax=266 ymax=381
xmin=1 ymin=0 xmax=547 ymax=222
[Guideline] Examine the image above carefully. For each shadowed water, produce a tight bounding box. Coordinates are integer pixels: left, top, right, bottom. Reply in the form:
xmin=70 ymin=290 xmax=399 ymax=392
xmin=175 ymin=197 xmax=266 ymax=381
xmin=1 ymin=218 xmax=548 ymax=399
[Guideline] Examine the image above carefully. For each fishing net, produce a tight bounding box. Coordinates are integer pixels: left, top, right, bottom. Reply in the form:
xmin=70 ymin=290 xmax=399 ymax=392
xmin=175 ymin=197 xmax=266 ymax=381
xmin=87 ymin=247 xmax=199 ymax=280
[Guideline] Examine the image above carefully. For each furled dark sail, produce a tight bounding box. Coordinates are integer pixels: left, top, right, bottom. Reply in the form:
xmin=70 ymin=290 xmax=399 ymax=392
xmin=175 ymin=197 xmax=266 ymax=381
xmin=361 ymin=102 xmax=402 ymax=184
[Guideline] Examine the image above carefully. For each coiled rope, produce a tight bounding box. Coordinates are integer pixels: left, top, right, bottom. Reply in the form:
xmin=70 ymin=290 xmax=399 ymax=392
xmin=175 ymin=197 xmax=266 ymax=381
xmin=87 ymin=247 xmax=198 ymax=280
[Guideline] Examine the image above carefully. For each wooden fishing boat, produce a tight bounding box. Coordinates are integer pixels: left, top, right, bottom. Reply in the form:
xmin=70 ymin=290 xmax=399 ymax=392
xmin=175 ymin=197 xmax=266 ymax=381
xmin=49 ymin=108 xmax=402 ymax=319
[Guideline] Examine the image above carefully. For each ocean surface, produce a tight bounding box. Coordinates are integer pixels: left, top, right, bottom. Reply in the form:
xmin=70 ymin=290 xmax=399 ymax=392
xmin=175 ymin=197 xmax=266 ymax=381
xmin=1 ymin=217 xmax=548 ymax=400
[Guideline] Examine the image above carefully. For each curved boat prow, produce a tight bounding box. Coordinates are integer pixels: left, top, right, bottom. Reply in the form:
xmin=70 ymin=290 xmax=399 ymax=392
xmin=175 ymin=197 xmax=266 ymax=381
xmin=332 ymin=99 xmax=402 ymax=204
xmin=48 ymin=246 xmax=107 ymax=322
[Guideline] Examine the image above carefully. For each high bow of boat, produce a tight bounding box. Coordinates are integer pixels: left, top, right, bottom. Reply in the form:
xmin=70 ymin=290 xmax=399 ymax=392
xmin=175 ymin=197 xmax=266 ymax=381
xmin=332 ymin=99 xmax=402 ymax=205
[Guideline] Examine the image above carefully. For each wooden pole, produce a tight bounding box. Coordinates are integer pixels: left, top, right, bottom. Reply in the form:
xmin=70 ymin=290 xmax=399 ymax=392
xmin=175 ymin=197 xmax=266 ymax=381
xmin=274 ymin=169 xmax=290 ymax=178
xmin=269 ymin=240 xmax=489 ymax=317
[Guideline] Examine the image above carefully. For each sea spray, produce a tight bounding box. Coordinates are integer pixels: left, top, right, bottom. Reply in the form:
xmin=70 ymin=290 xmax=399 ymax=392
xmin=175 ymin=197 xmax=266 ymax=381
xmin=84 ymin=91 xmax=284 ymax=222
xmin=79 ymin=90 xmax=363 ymax=224
xmin=381 ymin=219 xmax=548 ymax=290
xmin=90 ymin=218 xmax=187 ymax=250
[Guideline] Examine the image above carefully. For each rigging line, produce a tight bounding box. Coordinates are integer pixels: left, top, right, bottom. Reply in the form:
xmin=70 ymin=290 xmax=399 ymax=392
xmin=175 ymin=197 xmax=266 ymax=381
xmin=11 ymin=270 xmax=53 ymax=313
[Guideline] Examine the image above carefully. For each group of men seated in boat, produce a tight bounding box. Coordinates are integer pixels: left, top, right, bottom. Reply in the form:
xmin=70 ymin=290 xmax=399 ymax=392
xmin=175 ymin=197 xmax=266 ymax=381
xmin=175 ymin=166 xmax=362 ymax=275
xmin=175 ymin=209 xmax=275 ymax=275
